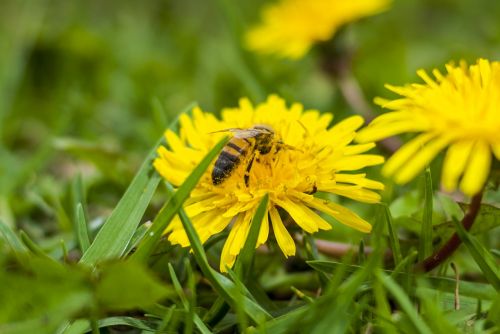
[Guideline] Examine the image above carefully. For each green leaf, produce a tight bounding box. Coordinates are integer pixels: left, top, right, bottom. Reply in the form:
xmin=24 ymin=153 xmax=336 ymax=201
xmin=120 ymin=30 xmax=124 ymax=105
xmin=419 ymin=168 xmax=433 ymax=261
xmin=95 ymin=261 xmax=172 ymax=311
xmin=452 ymin=218 xmax=500 ymax=291
xmin=459 ymin=202 xmax=500 ymax=234
xmin=130 ymin=136 xmax=228 ymax=262
xmin=234 ymin=194 xmax=268 ymax=279
xmin=376 ymin=270 xmax=433 ymax=334
xmin=79 ymin=149 xmax=161 ymax=264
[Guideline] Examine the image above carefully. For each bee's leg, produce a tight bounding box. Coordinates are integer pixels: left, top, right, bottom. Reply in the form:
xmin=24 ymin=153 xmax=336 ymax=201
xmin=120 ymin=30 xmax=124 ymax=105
xmin=244 ymin=153 xmax=256 ymax=187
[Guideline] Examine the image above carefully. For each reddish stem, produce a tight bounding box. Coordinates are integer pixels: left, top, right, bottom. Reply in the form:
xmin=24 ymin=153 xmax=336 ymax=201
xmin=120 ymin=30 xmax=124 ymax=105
xmin=416 ymin=191 xmax=483 ymax=272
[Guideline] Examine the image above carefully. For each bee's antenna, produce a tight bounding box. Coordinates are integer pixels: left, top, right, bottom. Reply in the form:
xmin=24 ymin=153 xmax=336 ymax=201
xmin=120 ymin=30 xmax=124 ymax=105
xmin=296 ymin=120 xmax=310 ymax=137
xmin=277 ymin=140 xmax=303 ymax=153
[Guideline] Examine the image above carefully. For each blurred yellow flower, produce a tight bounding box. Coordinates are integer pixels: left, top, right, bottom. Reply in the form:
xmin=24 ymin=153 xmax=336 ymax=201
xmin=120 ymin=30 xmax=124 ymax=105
xmin=357 ymin=59 xmax=500 ymax=196
xmin=246 ymin=0 xmax=390 ymax=59
xmin=154 ymin=95 xmax=384 ymax=271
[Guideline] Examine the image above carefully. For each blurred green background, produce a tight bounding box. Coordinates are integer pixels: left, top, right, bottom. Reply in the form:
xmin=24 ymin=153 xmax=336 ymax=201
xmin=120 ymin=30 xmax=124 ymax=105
xmin=1 ymin=0 xmax=499 ymax=243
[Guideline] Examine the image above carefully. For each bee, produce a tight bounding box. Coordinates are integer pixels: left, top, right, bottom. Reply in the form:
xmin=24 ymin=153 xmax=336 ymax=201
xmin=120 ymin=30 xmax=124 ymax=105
xmin=211 ymin=124 xmax=277 ymax=186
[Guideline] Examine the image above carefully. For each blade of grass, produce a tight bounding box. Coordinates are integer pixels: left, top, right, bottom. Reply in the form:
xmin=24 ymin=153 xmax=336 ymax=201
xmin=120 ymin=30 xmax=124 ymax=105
xmin=184 ymin=259 xmax=196 ymax=334
xmin=419 ymin=168 xmax=433 ymax=261
xmin=130 ymin=136 xmax=228 ymax=262
xmin=125 ymin=221 xmax=151 ymax=254
xmin=79 ymin=166 xmax=161 ymax=264
xmin=381 ymin=204 xmax=402 ymax=266
xmin=373 ymin=280 xmax=398 ymax=334
xmin=376 ymin=270 xmax=433 ymax=334
xmin=234 ymin=194 xmax=268 ymax=279
xmin=60 ymin=316 xmax=162 ymax=334
xmin=391 ymin=250 xmax=418 ymax=277
xmin=176 ymin=204 xmax=271 ymax=324
xmin=203 ymin=297 xmax=230 ymax=327
xmin=75 ymin=203 xmax=90 ymax=253
xmin=307 ymin=259 xmax=496 ymax=300
xmin=168 ymin=264 xmax=212 ymax=334
xmin=0 ymin=219 xmax=27 ymax=253
xmin=19 ymin=230 xmax=54 ymax=259
xmin=452 ymin=218 xmax=500 ymax=291
xmin=308 ymin=226 xmax=384 ymax=334
xmin=303 ymin=234 xmax=329 ymax=289
xmin=72 ymin=174 xmax=89 ymax=231
xmin=254 ymin=305 xmax=309 ymax=334
xmin=204 ymin=196 xmax=268 ymax=329
xmin=157 ymin=305 xmax=177 ymax=333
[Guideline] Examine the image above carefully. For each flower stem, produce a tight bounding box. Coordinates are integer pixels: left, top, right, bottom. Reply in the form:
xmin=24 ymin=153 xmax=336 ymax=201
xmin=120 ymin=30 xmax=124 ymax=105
xmin=416 ymin=191 xmax=483 ymax=272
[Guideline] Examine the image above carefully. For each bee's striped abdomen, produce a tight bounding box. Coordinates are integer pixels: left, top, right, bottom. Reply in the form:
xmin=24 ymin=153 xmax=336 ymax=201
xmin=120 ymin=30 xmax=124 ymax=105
xmin=212 ymin=138 xmax=250 ymax=185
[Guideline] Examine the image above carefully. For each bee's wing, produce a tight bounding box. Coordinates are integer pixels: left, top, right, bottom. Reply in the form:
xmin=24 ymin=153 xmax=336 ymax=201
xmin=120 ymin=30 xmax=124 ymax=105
xmin=208 ymin=128 xmax=242 ymax=134
xmin=208 ymin=128 xmax=262 ymax=138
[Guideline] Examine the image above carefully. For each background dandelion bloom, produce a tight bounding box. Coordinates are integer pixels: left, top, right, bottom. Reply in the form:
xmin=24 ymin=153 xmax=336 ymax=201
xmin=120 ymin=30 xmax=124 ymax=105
xmin=154 ymin=95 xmax=384 ymax=271
xmin=246 ymin=0 xmax=390 ymax=59
xmin=357 ymin=59 xmax=500 ymax=196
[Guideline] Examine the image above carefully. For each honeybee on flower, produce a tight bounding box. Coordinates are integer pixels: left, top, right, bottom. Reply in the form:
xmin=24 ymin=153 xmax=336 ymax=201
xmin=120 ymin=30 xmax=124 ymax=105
xmin=154 ymin=95 xmax=384 ymax=271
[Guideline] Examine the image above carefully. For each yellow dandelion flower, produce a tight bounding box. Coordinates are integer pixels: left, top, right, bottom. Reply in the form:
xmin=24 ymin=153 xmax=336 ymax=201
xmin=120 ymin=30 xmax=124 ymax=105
xmin=246 ymin=0 xmax=391 ymax=59
xmin=356 ymin=59 xmax=500 ymax=196
xmin=154 ymin=95 xmax=384 ymax=272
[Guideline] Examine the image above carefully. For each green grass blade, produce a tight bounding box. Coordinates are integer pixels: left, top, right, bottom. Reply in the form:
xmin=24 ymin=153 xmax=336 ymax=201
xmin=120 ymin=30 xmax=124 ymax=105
xmin=234 ymin=194 xmax=268 ymax=279
xmin=130 ymin=136 xmax=228 ymax=262
xmin=419 ymin=168 xmax=433 ymax=261
xmin=184 ymin=259 xmax=195 ymax=334
xmin=376 ymin=270 xmax=433 ymax=334
xmin=0 ymin=219 xmax=27 ymax=253
xmin=381 ymin=204 xmax=402 ymax=267
xmin=173 ymin=199 xmax=271 ymax=324
xmin=19 ymin=230 xmax=53 ymax=259
xmin=75 ymin=204 xmax=90 ymax=253
xmin=373 ymin=280 xmax=398 ymax=334
xmin=255 ymin=305 xmax=309 ymax=333
xmin=203 ymin=297 xmax=230 ymax=327
xmin=125 ymin=221 xmax=151 ymax=254
xmin=168 ymin=263 xmax=189 ymax=307
xmin=60 ymin=316 xmax=164 ymax=334
xmin=307 ymin=259 xmax=496 ymax=300
xmin=79 ymin=162 xmax=161 ymax=264
xmin=303 ymin=234 xmax=330 ymax=289
xmin=168 ymin=263 xmax=212 ymax=334
xmin=452 ymin=218 xmax=500 ymax=291
xmin=71 ymin=174 xmax=89 ymax=227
